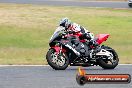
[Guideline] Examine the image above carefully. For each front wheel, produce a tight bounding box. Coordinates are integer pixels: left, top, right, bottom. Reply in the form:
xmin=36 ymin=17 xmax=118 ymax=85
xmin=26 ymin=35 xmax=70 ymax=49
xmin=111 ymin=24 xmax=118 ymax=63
xmin=46 ymin=48 xmax=69 ymax=70
xmin=98 ymin=46 xmax=119 ymax=69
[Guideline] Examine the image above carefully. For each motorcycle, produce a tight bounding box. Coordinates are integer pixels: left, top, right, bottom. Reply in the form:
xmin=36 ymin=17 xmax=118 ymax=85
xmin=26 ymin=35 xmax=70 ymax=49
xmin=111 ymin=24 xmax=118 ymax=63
xmin=46 ymin=26 xmax=119 ymax=70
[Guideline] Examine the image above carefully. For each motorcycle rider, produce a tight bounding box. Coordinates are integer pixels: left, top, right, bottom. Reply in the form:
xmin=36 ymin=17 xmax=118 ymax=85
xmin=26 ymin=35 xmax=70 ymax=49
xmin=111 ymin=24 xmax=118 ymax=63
xmin=59 ymin=17 xmax=99 ymax=50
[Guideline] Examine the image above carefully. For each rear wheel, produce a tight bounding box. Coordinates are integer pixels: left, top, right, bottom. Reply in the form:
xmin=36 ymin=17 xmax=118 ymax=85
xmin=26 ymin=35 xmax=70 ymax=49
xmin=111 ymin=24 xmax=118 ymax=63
xmin=128 ymin=3 xmax=132 ymax=7
xmin=98 ymin=46 xmax=119 ymax=69
xmin=46 ymin=48 xmax=69 ymax=70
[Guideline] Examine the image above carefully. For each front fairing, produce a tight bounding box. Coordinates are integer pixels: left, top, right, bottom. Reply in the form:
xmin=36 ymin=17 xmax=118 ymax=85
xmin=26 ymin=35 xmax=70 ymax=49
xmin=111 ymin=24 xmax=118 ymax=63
xmin=49 ymin=26 xmax=65 ymax=44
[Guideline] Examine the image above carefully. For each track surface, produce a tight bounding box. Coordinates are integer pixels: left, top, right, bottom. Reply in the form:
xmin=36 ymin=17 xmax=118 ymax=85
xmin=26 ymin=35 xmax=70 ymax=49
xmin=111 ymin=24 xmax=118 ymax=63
xmin=0 ymin=0 xmax=130 ymax=8
xmin=0 ymin=65 xmax=132 ymax=88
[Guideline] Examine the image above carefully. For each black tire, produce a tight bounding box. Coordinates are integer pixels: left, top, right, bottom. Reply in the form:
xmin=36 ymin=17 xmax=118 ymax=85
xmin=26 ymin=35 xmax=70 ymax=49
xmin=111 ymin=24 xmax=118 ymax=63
xmin=98 ymin=46 xmax=119 ymax=69
xmin=128 ymin=3 xmax=132 ymax=7
xmin=46 ymin=48 xmax=69 ymax=70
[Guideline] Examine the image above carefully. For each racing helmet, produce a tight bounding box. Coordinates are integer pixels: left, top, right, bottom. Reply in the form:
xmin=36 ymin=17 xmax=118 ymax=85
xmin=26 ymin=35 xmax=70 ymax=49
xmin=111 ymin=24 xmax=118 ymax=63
xmin=59 ymin=17 xmax=71 ymax=29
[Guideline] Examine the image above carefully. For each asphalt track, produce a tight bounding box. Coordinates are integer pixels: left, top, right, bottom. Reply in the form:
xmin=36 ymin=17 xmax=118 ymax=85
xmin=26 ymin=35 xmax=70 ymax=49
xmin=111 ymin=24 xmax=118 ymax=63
xmin=0 ymin=0 xmax=130 ymax=8
xmin=0 ymin=65 xmax=132 ymax=88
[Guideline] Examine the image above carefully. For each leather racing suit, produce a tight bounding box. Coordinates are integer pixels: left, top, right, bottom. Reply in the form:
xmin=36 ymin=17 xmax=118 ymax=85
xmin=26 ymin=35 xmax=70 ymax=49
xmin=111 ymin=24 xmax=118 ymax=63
xmin=67 ymin=23 xmax=97 ymax=46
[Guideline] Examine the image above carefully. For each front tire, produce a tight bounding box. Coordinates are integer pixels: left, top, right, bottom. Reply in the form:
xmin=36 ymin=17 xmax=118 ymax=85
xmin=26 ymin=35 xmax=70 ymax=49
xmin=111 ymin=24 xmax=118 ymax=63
xmin=98 ymin=46 xmax=119 ymax=69
xmin=46 ymin=48 xmax=69 ymax=70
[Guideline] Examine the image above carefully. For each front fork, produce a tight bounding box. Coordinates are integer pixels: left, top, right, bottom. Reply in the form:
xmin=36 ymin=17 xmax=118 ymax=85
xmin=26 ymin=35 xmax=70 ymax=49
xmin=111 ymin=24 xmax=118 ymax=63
xmin=59 ymin=45 xmax=63 ymax=54
xmin=51 ymin=45 xmax=66 ymax=55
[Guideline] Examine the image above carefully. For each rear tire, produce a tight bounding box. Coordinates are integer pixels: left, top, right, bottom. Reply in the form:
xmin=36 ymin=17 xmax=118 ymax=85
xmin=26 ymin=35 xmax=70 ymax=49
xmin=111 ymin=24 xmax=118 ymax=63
xmin=46 ymin=48 xmax=69 ymax=70
xmin=128 ymin=3 xmax=132 ymax=7
xmin=98 ymin=46 xmax=119 ymax=69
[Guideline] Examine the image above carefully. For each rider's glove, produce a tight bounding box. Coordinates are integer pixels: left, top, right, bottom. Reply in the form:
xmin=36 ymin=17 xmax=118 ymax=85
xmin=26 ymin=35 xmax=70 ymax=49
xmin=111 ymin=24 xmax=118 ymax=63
xmin=68 ymin=30 xmax=74 ymax=34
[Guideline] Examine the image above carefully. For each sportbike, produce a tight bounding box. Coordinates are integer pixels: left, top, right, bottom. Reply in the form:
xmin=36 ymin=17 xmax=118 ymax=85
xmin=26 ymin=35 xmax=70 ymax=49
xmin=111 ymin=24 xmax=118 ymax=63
xmin=46 ymin=27 xmax=119 ymax=70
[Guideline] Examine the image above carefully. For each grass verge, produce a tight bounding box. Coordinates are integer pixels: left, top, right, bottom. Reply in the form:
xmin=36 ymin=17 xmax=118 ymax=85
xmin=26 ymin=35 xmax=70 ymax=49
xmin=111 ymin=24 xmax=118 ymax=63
xmin=0 ymin=3 xmax=132 ymax=64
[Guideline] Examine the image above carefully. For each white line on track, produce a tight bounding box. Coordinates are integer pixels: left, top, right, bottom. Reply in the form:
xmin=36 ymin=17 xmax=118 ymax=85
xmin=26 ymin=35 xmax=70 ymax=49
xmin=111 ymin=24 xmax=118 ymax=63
xmin=0 ymin=65 xmax=49 ymax=67
xmin=0 ymin=64 xmax=132 ymax=67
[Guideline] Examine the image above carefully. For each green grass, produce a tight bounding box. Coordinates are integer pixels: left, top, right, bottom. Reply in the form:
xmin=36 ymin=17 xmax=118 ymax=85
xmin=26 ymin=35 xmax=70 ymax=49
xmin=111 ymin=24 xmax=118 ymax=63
xmin=0 ymin=3 xmax=132 ymax=64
